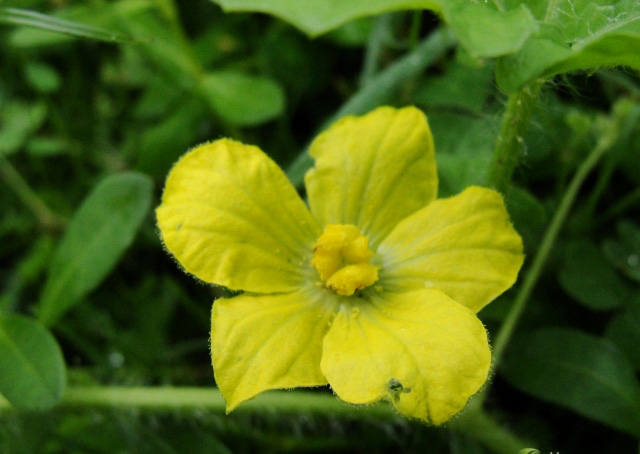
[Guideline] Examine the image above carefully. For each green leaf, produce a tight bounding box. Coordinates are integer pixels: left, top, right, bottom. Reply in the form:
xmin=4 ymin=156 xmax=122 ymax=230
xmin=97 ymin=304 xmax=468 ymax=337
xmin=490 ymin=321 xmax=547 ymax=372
xmin=501 ymin=328 xmax=640 ymax=437
xmin=200 ymin=71 xmax=285 ymax=126
xmin=0 ymin=6 xmax=133 ymax=44
xmin=135 ymin=99 xmax=207 ymax=178
xmin=0 ymin=101 xmax=47 ymax=156
xmin=606 ymin=304 xmax=640 ymax=371
xmin=427 ymin=112 xmax=497 ymax=197
xmin=24 ymin=62 xmax=61 ymax=93
xmin=38 ymin=172 xmax=153 ymax=327
xmin=0 ymin=314 xmax=66 ymax=410
xmin=496 ymin=0 xmax=640 ymax=92
xmin=603 ymin=220 xmax=640 ymax=283
xmin=210 ymin=0 xmax=538 ymax=57
xmin=504 ymin=186 xmax=547 ymax=255
xmin=558 ymin=239 xmax=629 ymax=311
xmin=414 ymin=61 xmax=493 ymax=114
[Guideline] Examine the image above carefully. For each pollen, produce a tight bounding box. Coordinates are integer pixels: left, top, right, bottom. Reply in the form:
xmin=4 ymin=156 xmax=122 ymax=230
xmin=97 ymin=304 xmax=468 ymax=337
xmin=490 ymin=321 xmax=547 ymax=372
xmin=311 ymin=224 xmax=378 ymax=296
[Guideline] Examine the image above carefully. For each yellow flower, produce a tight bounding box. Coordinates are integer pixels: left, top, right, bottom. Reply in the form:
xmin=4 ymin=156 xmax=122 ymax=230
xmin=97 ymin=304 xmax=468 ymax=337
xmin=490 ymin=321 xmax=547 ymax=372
xmin=156 ymin=106 xmax=524 ymax=424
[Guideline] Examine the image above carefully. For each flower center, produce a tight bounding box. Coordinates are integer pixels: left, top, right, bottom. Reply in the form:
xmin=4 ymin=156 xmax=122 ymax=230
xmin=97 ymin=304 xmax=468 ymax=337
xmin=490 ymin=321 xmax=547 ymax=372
xmin=311 ymin=224 xmax=379 ymax=296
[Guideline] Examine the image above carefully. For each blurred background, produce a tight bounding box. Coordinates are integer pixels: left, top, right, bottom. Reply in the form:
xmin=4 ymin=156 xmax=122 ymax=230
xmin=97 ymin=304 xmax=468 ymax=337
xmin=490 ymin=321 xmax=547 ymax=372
xmin=1 ymin=0 xmax=640 ymax=452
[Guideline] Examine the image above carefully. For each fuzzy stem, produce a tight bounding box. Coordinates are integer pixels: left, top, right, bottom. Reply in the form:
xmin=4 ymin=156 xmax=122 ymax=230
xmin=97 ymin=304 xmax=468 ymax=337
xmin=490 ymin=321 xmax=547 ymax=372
xmin=487 ymin=116 xmax=619 ymax=380
xmin=0 ymin=386 xmax=530 ymax=453
xmin=485 ymin=80 xmax=544 ymax=193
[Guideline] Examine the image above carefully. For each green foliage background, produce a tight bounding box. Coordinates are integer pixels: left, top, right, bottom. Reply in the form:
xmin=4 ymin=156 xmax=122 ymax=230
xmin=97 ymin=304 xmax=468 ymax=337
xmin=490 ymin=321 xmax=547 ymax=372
xmin=0 ymin=0 xmax=639 ymax=452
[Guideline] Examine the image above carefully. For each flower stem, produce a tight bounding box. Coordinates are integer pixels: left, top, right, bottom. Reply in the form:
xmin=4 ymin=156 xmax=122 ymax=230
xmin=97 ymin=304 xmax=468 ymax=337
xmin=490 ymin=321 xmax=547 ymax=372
xmin=286 ymin=27 xmax=456 ymax=187
xmin=486 ymin=114 xmax=620 ymax=381
xmin=0 ymin=155 xmax=64 ymax=231
xmin=0 ymin=386 xmax=530 ymax=453
xmin=485 ymin=80 xmax=544 ymax=193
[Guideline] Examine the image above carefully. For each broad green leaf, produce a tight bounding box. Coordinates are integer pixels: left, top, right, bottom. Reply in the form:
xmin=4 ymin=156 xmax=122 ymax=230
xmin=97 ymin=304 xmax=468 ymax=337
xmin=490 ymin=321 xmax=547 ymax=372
xmin=606 ymin=304 xmax=640 ymax=371
xmin=0 ymin=314 xmax=66 ymax=410
xmin=604 ymin=221 xmax=640 ymax=283
xmin=210 ymin=0 xmax=537 ymax=57
xmin=1 ymin=6 xmax=133 ymax=44
xmin=38 ymin=172 xmax=153 ymax=326
xmin=200 ymin=71 xmax=285 ymax=126
xmin=559 ymin=239 xmax=628 ymax=311
xmin=496 ymin=0 xmax=640 ymax=92
xmin=501 ymin=328 xmax=640 ymax=437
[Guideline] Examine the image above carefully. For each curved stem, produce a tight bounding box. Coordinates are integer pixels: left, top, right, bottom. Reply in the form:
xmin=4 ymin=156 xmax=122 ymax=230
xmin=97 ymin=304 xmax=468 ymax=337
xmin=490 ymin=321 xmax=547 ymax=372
xmin=486 ymin=116 xmax=619 ymax=382
xmin=286 ymin=27 xmax=456 ymax=187
xmin=485 ymin=79 xmax=544 ymax=193
xmin=0 ymin=386 xmax=530 ymax=454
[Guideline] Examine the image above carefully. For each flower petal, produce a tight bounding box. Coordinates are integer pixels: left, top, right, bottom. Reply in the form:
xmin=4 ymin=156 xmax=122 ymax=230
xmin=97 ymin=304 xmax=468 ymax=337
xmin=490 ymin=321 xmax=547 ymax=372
xmin=377 ymin=186 xmax=524 ymax=313
xmin=212 ymin=289 xmax=336 ymax=411
xmin=157 ymin=140 xmax=320 ymax=292
xmin=305 ymin=106 xmax=437 ymax=248
xmin=321 ymin=289 xmax=491 ymax=424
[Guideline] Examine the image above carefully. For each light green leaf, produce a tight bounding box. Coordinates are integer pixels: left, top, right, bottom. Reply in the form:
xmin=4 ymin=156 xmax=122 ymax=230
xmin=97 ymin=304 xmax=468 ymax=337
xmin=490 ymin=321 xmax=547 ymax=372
xmin=559 ymin=239 xmax=629 ymax=311
xmin=496 ymin=0 xmax=640 ymax=92
xmin=0 ymin=314 xmax=66 ymax=410
xmin=200 ymin=71 xmax=285 ymax=126
xmin=210 ymin=0 xmax=537 ymax=57
xmin=501 ymin=328 xmax=640 ymax=437
xmin=38 ymin=172 xmax=153 ymax=326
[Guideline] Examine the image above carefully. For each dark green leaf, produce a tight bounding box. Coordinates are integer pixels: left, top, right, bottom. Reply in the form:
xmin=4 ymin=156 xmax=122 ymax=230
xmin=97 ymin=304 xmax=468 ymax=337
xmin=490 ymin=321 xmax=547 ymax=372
xmin=559 ymin=239 xmax=628 ymax=311
xmin=414 ymin=61 xmax=493 ymax=114
xmin=504 ymin=186 xmax=547 ymax=255
xmin=38 ymin=172 xmax=153 ymax=326
xmin=0 ymin=314 xmax=66 ymax=410
xmin=428 ymin=112 xmax=497 ymax=197
xmin=606 ymin=304 xmax=640 ymax=371
xmin=201 ymin=71 xmax=285 ymax=126
xmin=502 ymin=328 xmax=640 ymax=437
xmin=604 ymin=221 xmax=640 ymax=282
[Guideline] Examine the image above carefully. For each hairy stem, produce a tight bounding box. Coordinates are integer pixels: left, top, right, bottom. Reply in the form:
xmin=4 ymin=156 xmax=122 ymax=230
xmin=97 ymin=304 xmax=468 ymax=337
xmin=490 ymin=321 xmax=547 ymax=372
xmin=485 ymin=80 xmax=544 ymax=193
xmin=487 ymin=115 xmax=620 ymax=381
xmin=0 ymin=386 xmax=530 ymax=453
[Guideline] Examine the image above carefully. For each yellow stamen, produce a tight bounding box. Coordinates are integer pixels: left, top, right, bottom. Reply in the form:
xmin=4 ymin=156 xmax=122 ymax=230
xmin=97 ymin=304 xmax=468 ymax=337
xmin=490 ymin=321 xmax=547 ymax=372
xmin=311 ymin=224 xmax=378 ymax=296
